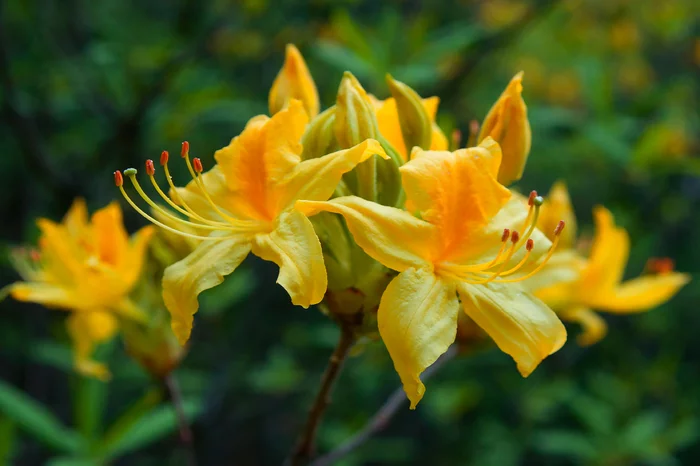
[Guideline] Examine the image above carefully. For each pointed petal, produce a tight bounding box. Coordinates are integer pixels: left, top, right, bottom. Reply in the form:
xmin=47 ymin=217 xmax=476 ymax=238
xmin=62 ymin=198 xmax=88 ymax=236
xmin=296 ymin=196 xmax=436 ymax=272
xmin=588 ymin=272 xmax=690 ymax=313
xmin=378 ymin=268 xmax=459 ymax=408
xmin=36 ymin=219 xmax=83 ymax=284
xmin=278 ymin=139 xmax=388 ymax=209
xmin=163 ymin=235 xmax=251 ymax=345
xmin=91 ymin=202 xmax=129 ymax=267
xmin=66 ymin=310 xmax=119 ymax=381
xmin=560 ymin=307 xmax=607 ymax=346
xmin=269 ymin=44 xmax=319 ymax=118
xmin=538 ymin=181 xmax=577 ymax=247
xmin=120 ymin=225 xmax=155 ymax=290
xmin=400 ymin=140 xmax=510 ymax=258
xmin=251 ymin=210 xmax=327 ymax=308
xmin=457 ymin=282 xmax=566 ymax=377
xmin=580 ymin=207 xmax=629 ymax=292
xmin=9 ymin=282 xmax=78 ymax=310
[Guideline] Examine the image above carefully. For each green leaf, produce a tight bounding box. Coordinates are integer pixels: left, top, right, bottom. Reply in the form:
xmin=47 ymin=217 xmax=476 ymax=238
xmin=74 ymin=375 xmax=108 ymax=443
xmin=0 ymin=415 xmax=17 ymax=465
xmin=46 ymin=458 xmax=101 ymax=466
xmin=410 ymin=25 xmax=483 ymax=65
xmin=101 ymin=398 xmax=202 ymax=458
xmin=0 ymin=379 xmax=85 ymax=454
xmin=314 ymin=42 xmax=375 ymax=84
xmin=100 ymin=388 xmax=162 ymax=457
xmin=532 ymin=430 xmax=597 ymax=460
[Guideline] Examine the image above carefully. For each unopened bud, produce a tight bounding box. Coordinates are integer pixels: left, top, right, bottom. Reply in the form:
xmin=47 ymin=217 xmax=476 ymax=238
xmin=478 ymin=72 xmax=531 ymax=186
xmin=334 ymin=72 xmax=379 ymax=149
xmin=301 ymin=107 xmax=337 ymax=160
xmin=269 ymin=44 xmax=319 ymax=118
xmin=385 ymin=74 xmax=432 ymax=153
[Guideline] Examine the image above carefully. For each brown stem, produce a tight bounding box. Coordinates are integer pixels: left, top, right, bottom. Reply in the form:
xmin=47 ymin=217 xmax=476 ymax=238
xmin=309 ymin=345 xmax=459 ymax=466
xmin=164 ymin=373 xmax=197 ymax=466
xmin=286 ymin=325 xmax=356 ymax=466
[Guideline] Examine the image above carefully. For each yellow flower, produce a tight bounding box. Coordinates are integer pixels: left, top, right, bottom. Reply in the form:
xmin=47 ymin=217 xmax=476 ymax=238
xmin=117 ymin=100 xmax=387 ymax=344
xmin=529 ymin=182 xmax=690 ymax=346
xmin=298 ymin=138 xmax=566 ymax=408
xmin=7 ymin=199 xmax=154 ymax=380
xmin=478 ymin=72 xmax=531 ymax=186
xmin=269 ymin=44 xmax=319 ymax=118
xmin=373 ymin=95 xmax=448 ymax=161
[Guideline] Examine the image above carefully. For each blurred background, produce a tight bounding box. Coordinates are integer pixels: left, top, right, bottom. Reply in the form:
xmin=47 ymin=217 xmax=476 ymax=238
xmin=1 ymin=0 xmax=699 ymax=464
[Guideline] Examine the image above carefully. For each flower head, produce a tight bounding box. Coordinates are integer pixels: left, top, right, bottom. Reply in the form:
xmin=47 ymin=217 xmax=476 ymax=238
xmin=7 ymin=199 xmax=154 ymax=379
xmin=117 ymin=100 xmax=387 ymax=344
xmin=528 ymin=182 xmax=690 ymax=345
xmin=297 ymin=138 xmax=566 ymax=408
xmin=269 ymin=44 xmax=319 ymax=118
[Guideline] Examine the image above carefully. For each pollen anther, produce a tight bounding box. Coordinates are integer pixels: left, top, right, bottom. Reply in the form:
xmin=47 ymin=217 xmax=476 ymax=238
xmin=145 ymin=160 xmax=155 ymax=176
xmin=114 ymin=170 xmax=123 ymax=187
xmin=160 ymin=150 xmax=169 ymax=166
xmin=501 ymin=228 xmax=510 ymax=242
xmin=181 ymin=141 xmax=190 ymax=158
xmin=526 ymin=239 xmax=534 ymax=251
xmin=554 ymin=220 xmax=566 ymax=236
xmin=193 ymin=158 xmax=203 ymax=173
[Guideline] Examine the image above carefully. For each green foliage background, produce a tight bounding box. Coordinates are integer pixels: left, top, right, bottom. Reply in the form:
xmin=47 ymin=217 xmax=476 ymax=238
xmin=0 ymin=0 xmax=698 ymax=464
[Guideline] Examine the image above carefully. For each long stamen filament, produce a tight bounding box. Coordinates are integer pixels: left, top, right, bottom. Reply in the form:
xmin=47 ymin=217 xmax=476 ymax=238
xmin=182 ymin=152 xmax=243 ymax=225
xmin=492 ymin=235 xmax=560 ymax=283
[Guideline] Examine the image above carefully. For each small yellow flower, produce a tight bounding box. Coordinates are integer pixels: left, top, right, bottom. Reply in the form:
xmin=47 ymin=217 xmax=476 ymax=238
xmin=298 ymin=138 xmax=566 ymax=408
xmin=117 ymin=100 xmax=387 ymax=344
xmin=528 ymin=182 xmax=690 ymax=346
xmin=7 ymin=199 xmax=154 ymax=380
xmin=269 ymin=44 xmax=319 ymax=118
xmin=478 ymin=72 xmax=532 ymax=186
xmin=372 ymin=94 xmax=448 ymax=161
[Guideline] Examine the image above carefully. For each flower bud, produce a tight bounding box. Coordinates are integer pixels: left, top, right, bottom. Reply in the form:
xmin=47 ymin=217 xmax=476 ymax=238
xmin=385 ymin=75 xmax=432 ymax=154
xmin=121 ymin=310 xmax=185 ymax=379
xmin=301 ymin=106 xmax=337 ymax=160
xmin=269 ymin=44 xmax=319 ymax=118
xmin=478 ymin=71 xmax=531 ymax=186
xmin=334 ymin=72 xmax=380 ymax=148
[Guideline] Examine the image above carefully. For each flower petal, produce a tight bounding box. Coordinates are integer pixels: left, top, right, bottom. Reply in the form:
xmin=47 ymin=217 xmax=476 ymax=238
xmin=163 ymin=234 xmax=251 ymax=345
xmin=296 ymin=196 xmax=436 ymax=272
xmin=400 ymin=140 xmax=511 ymax=259
xmin=527 ymin=251 xmax=586 ymax=310
xmin=580 ymin=206 xmax=629 ymax=292
xmin=538 ymin=181 xmax=577 ymax=247
xmin=66 ymin=310 xmax=119 ymax=381
xmin=277 ymin=139 xmax=388 ymax=209
xmin=9 ymin=282 xmax=78 ymax=310
xmin=62 ymin=198 xmax=88 ymax=237
xmin=560 ymin=307 xmax=607 ymax=346
xmin=91 ymin=202 xmax=130 ymax=267
xmin=457 ymin=282 xmax=566 ymax=377
xmin=269 ymin=44 xmax=319 ymax=118
xmin=378 ymin=268 xmax=459 ymax=408
xmin=588 ymin=272 xmax=690 ymax=313
xmin=251 ymin=210 xmax=326 ymax=308
xmin=120 ymin=225 xmax=155 ymax=290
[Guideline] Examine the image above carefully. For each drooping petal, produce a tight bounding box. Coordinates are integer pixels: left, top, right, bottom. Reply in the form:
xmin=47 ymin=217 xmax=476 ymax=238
xmin=457 ymin=281 xmax=566 ymax=377
xmin=587 ymin=272 xmax=690 ymax=313
xmin=251 ymin=210 xmax=326 ymax=308
xmin=559 ymin=307 xmax=607 ymax=346
xmin=296 ymin=196 xmax=436 ymax=272
xmin=580 ymin=207 xmax=629 ymax=292
xmin=269 ymin=44 xmax=319 ymax=118
xmin=163 ymin=234 xmax=252 ymax=344
xmin=378 ymin=268 xmax=459 ymax=408
xmin=277 ymin=139 xmax=388 ymax=210
xmin=9 ymin=282 xmax=78 ymax=310
xmin=400 ymin=140 xmax=511 ymax=258
xmin=538 ymin=181 xmax=577 ymax=247
xmin=66 ymin=310 xmax=119 ymax=381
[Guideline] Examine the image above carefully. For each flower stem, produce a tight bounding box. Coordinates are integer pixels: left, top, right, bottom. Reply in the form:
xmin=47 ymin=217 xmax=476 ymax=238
xmin=286 ymin=325 xmax=355 ymax=466
xmin=309 ymin=345 xmax=459 ymax=466
xmin=164 ymin=373 xmax=197 ymax=466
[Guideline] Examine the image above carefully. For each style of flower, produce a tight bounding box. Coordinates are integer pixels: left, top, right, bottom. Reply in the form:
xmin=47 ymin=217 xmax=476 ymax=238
xmin=527 ymin=181 xmax=690 ymax=345
xmin=116 ymin=100 xmax=388 ymax=344
xmin=297 ymin=138 xmax=567 ymax=408
xmin=6 ymin=199 xmax=153 ymax=380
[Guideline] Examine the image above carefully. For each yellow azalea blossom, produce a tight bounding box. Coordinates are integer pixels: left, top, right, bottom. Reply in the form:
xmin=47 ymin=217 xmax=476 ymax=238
xmin=117 ymin=100 xmax=388 ymax=345
xmin=7 ymin=199 xmax=154 ymax=380
xmin=373 ymin=95 xmax=449 ymax=161
xmin=269 ymin=44 xmax=319 ymax=118
xmin=297 ymin=138 xmax=567 ymax=408
xmin=528 ymin=182 xmax=690 ymax=346
xmin=478 ymin=72 xmax=531 ymax=186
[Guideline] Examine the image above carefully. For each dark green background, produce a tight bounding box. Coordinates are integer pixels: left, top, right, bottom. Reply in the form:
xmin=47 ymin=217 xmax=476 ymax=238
xmin=1 ymin=0 xmax=698 ymax=464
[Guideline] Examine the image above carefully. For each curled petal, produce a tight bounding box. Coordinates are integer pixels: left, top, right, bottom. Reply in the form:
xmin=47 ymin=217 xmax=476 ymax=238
xmin=66 ymin=310 xmax=119 ymax=381
xmin=588 ymin=272 xmax=690 ymax=313
xmin=560 ymin=307 xmax=607 ymax=346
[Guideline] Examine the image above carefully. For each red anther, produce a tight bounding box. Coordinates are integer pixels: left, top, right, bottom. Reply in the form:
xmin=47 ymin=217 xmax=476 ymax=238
xmin=29 ymin=249 xmax=41 ymax=262
xmin=554 ymin=220 xmax=566 ymax=236
xmin=160 ymin=150 xmax=169 ymax=166
xmin=451 ymin=129 xmax=462 ymax=148
xmin=193 ymin=157 xmax=203 ymax=173
xmin=501 ymin=228 xmax=510 ymax=242
xmin=114 ymin=170 xmax=123 ymax=187
xmin=145 ymin=159 xmax=155 ymax=176
xmin=510 ymin=230 xmax=520 ymax=243
xmin=469 ymin=119 xmax=480 ymax=136
xmin=646 ymin=257 xmax=675 ymax=275
xmin=528 ymin=190 xmax=538 ymax=206
xmin=526 ymin=239 xmax=534 ymax=251
xmin=181 ymin=141 xmax=190 ymax=158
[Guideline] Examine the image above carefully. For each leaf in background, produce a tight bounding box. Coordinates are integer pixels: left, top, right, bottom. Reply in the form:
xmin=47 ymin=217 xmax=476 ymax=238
xmin=532 ymin=430 xmax=597 ymax=460
xmin=73 ymin=375 xmax=108 ymax=444
xmin=0 ymin=380 xmax=85 ymax=454
xmin=101 ymin=398 xmax=202 ymax=458
xmin=330 ymin=11 xmax=376 ymax=64
xmin=410 ymin=24 xmax=483 ymax=66
xmin=46 ymin=458 xmax=102 ymax=466
xmin=99 ymin=388 xmax=162 ymax=456
xmin=0 ymin=415 xmax=16 ymax=465
xmin=29 ymin=341 xmax=74 ymax=372
xmin=314 ymin=41 xmax=376 ymax=84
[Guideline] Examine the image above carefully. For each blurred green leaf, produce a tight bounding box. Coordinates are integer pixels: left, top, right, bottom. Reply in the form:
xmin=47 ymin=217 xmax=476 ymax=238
xmin=100 ymin=388 xmax=162 ymax=457
xmin=46 ymin=458 xmax=101 ymax=466
xmin=0 ymin=380 xmax=85 ymax=454
xmin=533 ymin=430 xmax=597 ymax=460
xmin=0 ymin=415 xmax=17 ymax=465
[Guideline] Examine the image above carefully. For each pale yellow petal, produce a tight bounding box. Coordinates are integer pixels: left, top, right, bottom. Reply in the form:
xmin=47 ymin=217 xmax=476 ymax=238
xmin=277 ymin=139 xmax=388 ymax=210
xmin=559 ymin=307 xmax=607 ymax=346
xmin=457 ymin=282 xmax=566 ymax=377
xmin=538 ymin=181 xmax=577 ymax=247
xmin=9 ymin=282 xmax=78 ymax=310
xmin=36 ymin=219 xmax=83 ymax=284
xmin=163 ymin=234 xmax=251 ymax=345
xmin=66 ymin=310 xmax=119 ymax=381
xmin=580 ymin=206 xmax=629 ymax=292
xmin=525 ymin=250 xmax=586 ymax=309
xmin=62 ymin=198 xmax=88 ymax=237
xmin=251 ymin=210 xmax=326 ymax=308
xmin=378 ymin=268 xmax=459 ymax=409
xmin=296 ymin=196 xmax=436 ymax=271
xmin=587 ymin=272 xmax=690 ymax=313
xmin=119 ymin=225 xmax=155 ymax=290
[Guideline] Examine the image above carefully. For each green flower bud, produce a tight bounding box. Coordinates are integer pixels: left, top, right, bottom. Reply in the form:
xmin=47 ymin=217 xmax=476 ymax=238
xmin=334 ymin=72 xmax=380 ymax=148
xmin=385 ymin=74 xmax=432 ymax=153
xmin=301 ymin=106 xmax=338 ymax=160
